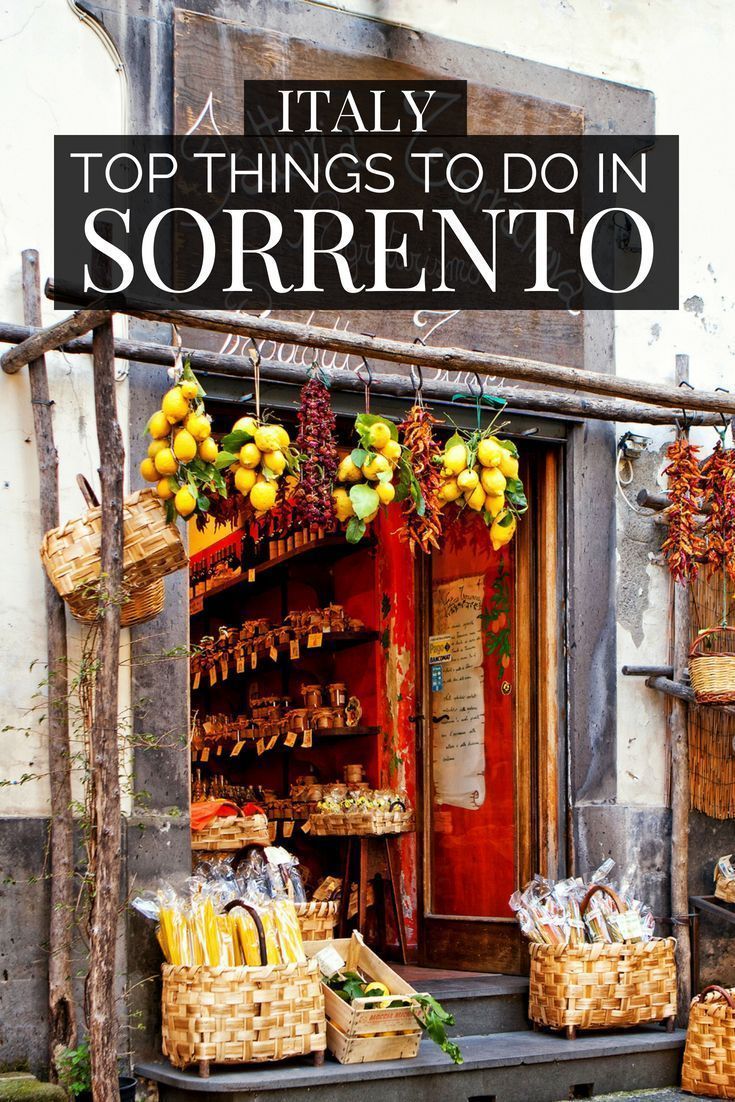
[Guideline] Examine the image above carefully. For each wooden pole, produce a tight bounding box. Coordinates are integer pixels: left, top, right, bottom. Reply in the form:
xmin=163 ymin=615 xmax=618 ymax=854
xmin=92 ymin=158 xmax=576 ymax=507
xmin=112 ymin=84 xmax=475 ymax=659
xmin=0 ymin=319 xmax=724 ymax=427
xmin=42 ymin=283 xmax=735 ymax=416
xmin=86 ymin=317 xmax=123 ymax=1102
xmin=670 ymin=352 xmax=692 ymax=1020
xmin=638 ymin=488 xmax=712 ymax=515
xmin=21 ymin=250 xmax=77 ymax=1070
xmin=0 ymin=309 xmax=109 ymax=374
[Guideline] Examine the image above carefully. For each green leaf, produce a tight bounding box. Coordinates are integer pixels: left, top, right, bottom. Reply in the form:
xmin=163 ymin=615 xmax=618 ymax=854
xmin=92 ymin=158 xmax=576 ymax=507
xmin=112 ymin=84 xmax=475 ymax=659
xmin=394 ymin=456 xmax=412 ymax=503
xmin=351 ymin=448 xmax=368 ymax=468
xmin=498 ymin=438 xmax=518 ymax=456
xmin=376 ymin=469 xmax=393 ymax=484
xmin=197 ymin=494 xmax=210 ymax=511
xmin=506 ymin=489 xmax=528 ymax=513
xmin=215 ymin=450 xmax=238 ymax=470
xmin=444 ymin=431 xmax=464 ymax=452
xmin=221 ymin=429 xmax=251 ymax=452
xmin=345 ymin=516 xmax=366 ymax=544
xmin=355 ymin=413 xmax=398 ymax=442
xmin=411 ymin=479 xmax=426 ymax=516
xmin=164 ymin=499 xmax=176 ymax=523
xmin=349 ymin=483 xmax=380 ymax=519
xmin=498 ymin=510 xmax=515 ymax=527
xmin=505 ymin=477 xmax=524 ymax=494
xmin=261 ymin=466 xmax=278 ymax=482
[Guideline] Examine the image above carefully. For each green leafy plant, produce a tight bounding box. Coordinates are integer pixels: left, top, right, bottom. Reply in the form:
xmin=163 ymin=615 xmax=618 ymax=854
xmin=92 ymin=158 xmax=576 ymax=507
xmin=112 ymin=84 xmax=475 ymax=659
xmin=56 ymin=1040 xmax=92 ymax=1097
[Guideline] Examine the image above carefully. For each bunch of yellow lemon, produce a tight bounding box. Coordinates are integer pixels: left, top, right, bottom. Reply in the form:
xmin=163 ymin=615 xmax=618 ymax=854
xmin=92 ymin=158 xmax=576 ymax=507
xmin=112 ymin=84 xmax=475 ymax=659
xmin=139 ymin=373 xmax=220 ymax=518
xmin=332 ymin=417 xmax=401 ymax=532
xmin=225 ymin=415 xmax=292 ymax=516
xmin=439 ymin=433 xmax=522 ymax=550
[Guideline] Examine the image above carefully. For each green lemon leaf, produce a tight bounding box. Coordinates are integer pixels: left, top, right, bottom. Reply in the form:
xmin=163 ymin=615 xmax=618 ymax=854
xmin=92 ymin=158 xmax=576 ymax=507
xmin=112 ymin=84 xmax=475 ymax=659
xmin=498 ymin=511 xmax=515 ymax=527
xmin=444 ymin=431 xmax=464 ymax=452
xmin=215 ymin=450 xmax=238 ymax=470
xmin=505 ymin=477 xmax=524 ymax=494
xmin=351 ymin=448 xmax=368 ymax=468
xmin=498 ymin=438 xmax=518 ymax=456
xmin=349 ymin=483 xmax=380 ymax=519
xmin=221 ymin=429 xmax=252 ymax=452
xmin=345 ymin=516 xmax=367 ymax=544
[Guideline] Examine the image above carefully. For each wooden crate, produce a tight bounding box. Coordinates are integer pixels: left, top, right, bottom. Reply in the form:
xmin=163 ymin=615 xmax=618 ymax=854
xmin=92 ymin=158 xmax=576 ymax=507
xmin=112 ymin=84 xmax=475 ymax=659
xmin=304 ymin=932 xmax=422 ymax=1063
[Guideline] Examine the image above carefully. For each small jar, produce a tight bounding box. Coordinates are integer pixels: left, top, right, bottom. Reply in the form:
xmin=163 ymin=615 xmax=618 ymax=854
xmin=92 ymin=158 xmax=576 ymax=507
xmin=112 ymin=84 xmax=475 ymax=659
xmin=294 ymin=529 xmax=304 ymax=548
xmin=302 ymin=684 xmax=323 ymax=709
xmin=327 ymin=682 xmax=347 ymax=708
xmin=312 ymin=707 xmax=335 ymax=729
xmin=276 ymin=539 xmax=287 ymax=557
xmin=286 ymin=534 xmax=295 ymax=552
xmin=332 ymin=707 xmax=346 ymax=727
xmin=344 ymin=764 xmax=365 ymax=785
xmin=287 ymin=708 xmax=310 ymax=732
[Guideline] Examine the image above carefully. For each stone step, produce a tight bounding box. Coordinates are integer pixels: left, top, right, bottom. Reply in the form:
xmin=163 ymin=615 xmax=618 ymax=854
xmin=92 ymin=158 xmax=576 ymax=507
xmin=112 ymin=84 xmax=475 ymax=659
xmin=137 ymin=1026 xmax=686 ymax=1102
xmin=409 ymin=973 xmax=530 ymax=1035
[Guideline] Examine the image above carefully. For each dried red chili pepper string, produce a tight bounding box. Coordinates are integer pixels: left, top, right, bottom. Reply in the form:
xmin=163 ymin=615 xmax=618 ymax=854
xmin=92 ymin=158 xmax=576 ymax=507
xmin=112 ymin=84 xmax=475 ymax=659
xmin=291 ymin=369 xmax=339 ymax=532
xmin=398 ymin=404 xmax=444 ymax=554
xmin=661 ymin=437 xmax=706 ymax=584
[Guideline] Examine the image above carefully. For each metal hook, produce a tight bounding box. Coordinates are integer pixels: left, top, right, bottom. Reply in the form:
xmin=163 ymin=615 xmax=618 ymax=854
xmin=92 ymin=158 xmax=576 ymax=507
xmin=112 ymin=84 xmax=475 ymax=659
xmin=356 ymin=355 xmax=373 ymax=388
xmin=714 ymin=388 xmax=731 ymax=433
xmin=467 ymin=372 xmax=484 ymax=400
xmin=678 ymin=380 xmax=694 ymax=434
xmin=410 ymin=363 xmax=424 ymax=397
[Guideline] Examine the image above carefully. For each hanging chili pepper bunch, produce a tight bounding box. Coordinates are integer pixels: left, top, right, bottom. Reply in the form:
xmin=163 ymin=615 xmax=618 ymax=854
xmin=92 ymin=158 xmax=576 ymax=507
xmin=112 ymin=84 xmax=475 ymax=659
xmin=437 ymin=421 xmax=527 ymax=552
xmin=140 ymin=361 xmax=225 ymax=520
xmin=701 ymin=440 xmax=735 ymax=582
xmin=397 ymin=404 xmax=444 ymax=554
xmin=661 ymin=438 xmax=706 ymax=583
xmin=291 ymin=369 xmax=340 ymax=532
xmin=333 ymin=414 xmax=404 ymax=543
xmin=215 ymin=414 xmax=301 ymax=521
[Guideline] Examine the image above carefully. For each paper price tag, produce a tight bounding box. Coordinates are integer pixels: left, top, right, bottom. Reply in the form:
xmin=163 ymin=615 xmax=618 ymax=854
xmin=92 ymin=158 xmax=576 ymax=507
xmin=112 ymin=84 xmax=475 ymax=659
xmin=231 ymin=740 xmax=245 ymax=757
xmin=208 ymin=667 xmax=217 ymax=687
xmin=284 ymin=731 xmax=298 ymax=748
xmin=265 ymin=735 xmax=278 ymax=751
xmin=247 ymin=568 xmax=256 ymax=583
xmin=283 ymin=821 xmax=295 ymax=838
xmin=616 ymin=910 xmax=644 ymax=941
xmin=301 ymin=820 xmax=311 ymax=834
xmin=269 ymin=646 xmax=278 ymax=662
xmin=250 ymin=651 xmax=258 ymax=670
xmin=192 ymin=672 xmax=201 ymax=691
xmin=307 ymin=633 xmax=322 ymax=649
xmin=236 ymin=657 xmax=245 ymax=674
xmin=200 ymin=746 xmax=210 ymax=763
xmin=302 ymin=729 xmax=313 ymax=748
xmin=256 ymin=738 xmax=266 ymax=756
xmin=219 ymin=659 xmax=228 ymax=680
xmin=290 ymin=640 xmax=300 ymax=660
xmin=216 ymin=744 xmax=222 ymax=756
xmin=190 ymin=595 xmax=204 ymax=615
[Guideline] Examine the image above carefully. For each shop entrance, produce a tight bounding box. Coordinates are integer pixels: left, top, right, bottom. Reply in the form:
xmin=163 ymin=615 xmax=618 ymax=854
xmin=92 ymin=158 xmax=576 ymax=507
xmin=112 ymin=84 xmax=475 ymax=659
xmin=418 ymin=445 xmax=562 ymax=973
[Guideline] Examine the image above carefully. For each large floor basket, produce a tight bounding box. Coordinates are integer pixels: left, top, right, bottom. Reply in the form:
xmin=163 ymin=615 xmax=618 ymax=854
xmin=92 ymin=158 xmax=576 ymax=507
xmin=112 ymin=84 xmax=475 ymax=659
xmin=529 ymin=886 xmax=677 ymax=1038
xmin=690 ymin=626 xmax=735 ymax=705
xmin=294 ymin=901 xmax=339 ymax=940
xmin=682 ymin=986 xmax=735 ymax=1098
xmin=162 ymin=958 xmax=326 ymax=1075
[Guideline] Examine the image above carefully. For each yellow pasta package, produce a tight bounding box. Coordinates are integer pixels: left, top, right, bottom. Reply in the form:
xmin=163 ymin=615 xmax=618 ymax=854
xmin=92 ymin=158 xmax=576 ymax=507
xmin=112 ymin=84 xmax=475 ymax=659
xmin=272 ymin=899 xmax=306 ymax=964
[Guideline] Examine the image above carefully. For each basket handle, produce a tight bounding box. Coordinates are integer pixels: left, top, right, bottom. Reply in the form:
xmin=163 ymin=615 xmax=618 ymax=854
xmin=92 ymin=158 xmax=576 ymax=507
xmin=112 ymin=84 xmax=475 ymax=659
xmin=695 ymin=985 xmax=735 ymax=1008
xmin=690 ymin=626 xmax=735 ymax=659
xmin=223 ymin=899 xmax=268 ymax=966
xmin=77 ymin=474 xmax=99 ymax=509
xmin=580 ymin=882 xmax=624 ymax=916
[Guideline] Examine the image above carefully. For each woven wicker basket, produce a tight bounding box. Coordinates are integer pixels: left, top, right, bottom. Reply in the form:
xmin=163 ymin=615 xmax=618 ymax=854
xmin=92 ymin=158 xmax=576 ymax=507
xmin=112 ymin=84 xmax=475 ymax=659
xmin=161 ymin=956 xmax=326 ymax=1075
xmin=308 ymin=809 xmax=415 ymax=836
xmin=715 ymin=859 xmax=735 ymax=905
xmin=690 ymin=627 xmax=735 ymax=705
xmin=294 ymin=901 xmax=339 ymax=940
xmin=41 ymin=478 xmax=187 ymax=615
xmin=71 ymin=576 xmax=165 ymax=627
xmin=191 ymin=812 xmax=270 ymax=851
xmin=529 ymin=885 xmax=677 ymax=1038
xmin=682 ymin=986 xmax=735 ymax=1098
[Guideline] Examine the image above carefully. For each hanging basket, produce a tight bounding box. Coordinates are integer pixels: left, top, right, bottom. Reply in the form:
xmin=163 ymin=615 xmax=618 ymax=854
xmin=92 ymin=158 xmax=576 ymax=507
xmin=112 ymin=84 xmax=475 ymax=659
xmin=294 ymin=901 xmax=339 ymax=941
xmin=40 ymin=475 xmax=187 ymax=624
xmin=682 ymin=986 xmax=735 ymax=1098
xmin=689 ymin=626 xmax=735 ymax=705
xmin=191 ymin=811 xmax=270 ymax=851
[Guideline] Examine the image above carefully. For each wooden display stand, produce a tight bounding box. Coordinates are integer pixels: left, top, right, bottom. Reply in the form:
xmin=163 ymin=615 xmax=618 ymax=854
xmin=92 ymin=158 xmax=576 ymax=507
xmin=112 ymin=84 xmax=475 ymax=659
xmin=337 ymin=834 xmax=410 ymax=964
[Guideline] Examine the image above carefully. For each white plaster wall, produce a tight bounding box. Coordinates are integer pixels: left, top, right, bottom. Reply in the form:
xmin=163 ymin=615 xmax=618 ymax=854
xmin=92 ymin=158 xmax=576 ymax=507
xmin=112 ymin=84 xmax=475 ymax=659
xmin=0 ymin=1 xmax=127 ymax=816
xmin=328 ymin=0 xmax=735 ymax=806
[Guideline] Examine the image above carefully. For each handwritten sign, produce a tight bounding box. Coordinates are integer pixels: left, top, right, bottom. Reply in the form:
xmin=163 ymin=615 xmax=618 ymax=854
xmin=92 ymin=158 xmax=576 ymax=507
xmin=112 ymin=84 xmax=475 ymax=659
xmin=431 ymin=574 xmax=486 ymax=810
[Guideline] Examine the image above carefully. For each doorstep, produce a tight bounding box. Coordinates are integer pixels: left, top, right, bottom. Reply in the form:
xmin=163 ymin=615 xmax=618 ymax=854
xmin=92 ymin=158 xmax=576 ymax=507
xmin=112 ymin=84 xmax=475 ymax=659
xmin=137 ymin=1026 xmax=686 ymax=1102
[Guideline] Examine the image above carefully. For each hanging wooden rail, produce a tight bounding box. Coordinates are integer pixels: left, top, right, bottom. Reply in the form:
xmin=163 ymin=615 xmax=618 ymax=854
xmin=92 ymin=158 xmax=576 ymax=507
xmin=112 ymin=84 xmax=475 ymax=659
xmin=42 ymin=281 xmax=735 ymax=417
xmin=0 ymin=308 xmax=109 ymax=374
xmin=0 ymin=320 xmax=723 ymax=427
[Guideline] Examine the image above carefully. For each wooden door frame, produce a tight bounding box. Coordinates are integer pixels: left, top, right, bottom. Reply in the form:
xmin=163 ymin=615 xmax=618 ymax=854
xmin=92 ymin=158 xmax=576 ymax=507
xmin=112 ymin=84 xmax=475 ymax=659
xmin=416 ymin=438 xmax=565 ymax=973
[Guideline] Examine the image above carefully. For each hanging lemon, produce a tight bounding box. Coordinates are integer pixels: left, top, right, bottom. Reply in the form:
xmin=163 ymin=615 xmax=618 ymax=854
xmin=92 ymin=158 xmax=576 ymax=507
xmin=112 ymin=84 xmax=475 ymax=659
xmin=490 ymin=511 xmax=517 ymax=551
xmin=232 ymin=415 xmax=258 ymax=436
xmin=444 ymin=442 xmax=468 ymax=475
xmin=139 ymin=458 xmax=158 ymax=483
xmin=263 ymin=449 xmax=287 ymax=476
xmin=234 ymin=466 xmax=258 ymax=495
xmin=148 ymin=410 xmax=171 ymax=440
xmin=332 ymin=487 xmax=354 ymax=521
xmin=161 ymin=387 xmax=189 ymax=424
xmin=480 ymin=467 xmax=507 ymax=496
xmin=154 ymin=448 xmax=178 ymax=476
xmin=239 ymin=442 xmax=262 ymax=469
xmin=368 ymin=421 xmax=392 ymax=449
xmin=173 ymin=430 xmax=197 ymax=463
xmin=156 ymin=478 xmax=175 ymax=501
xmin=249 ymin=480 xmax=277 ymax=512
xmin=174 ymin=486 xmax=197 ymax=517
xmin=198 ymin=437 xmax=218 ymax=463
xmin=337 ymin=455 xmax=362 ymax=483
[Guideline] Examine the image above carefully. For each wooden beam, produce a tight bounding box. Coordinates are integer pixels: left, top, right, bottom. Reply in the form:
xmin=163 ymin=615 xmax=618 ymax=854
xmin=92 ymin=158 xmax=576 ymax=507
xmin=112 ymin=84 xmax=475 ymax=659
xmin=638 ymin=488 xmax=712 ymax=515
xmin=0 ymin=307 xmax=109 ymax=374
xmin=646 ymin=674 xmax=735 ymax=718
xmin=0 ymin=319 xmax=724 ymax=427
xmin=43 ymin=282 xmax=735 ymax=415
xmin=86 ymin=317 xmax=124 ymax=1102
xmin=21 ymin=250 xmax=77 ymax=1071
xmin=622 ymin=664 xmax=674 ymax=678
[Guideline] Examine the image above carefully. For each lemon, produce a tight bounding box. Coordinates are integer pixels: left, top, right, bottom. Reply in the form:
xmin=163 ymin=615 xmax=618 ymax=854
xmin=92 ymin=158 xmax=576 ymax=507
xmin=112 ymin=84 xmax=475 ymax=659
xmin=364 ymin=508 xmax=379 ymax=523
xmin=148 ymin=438 xmax=168 ymax=459
xmin=233 ymin=415 xmax=258 ymax=437
xmin=457 ymin=468 xmax=479 ymax=492
xmin=439 ymin=478 xmax=461 ymax=503
xmin=148 ymin=410 xmax=171 ymax=439
xmin=173 ymin=429 xmax=197 ymax=463
xmin=379 ymin=439 xmax=402 ymax=463
xmin=364 ymin=982 xmax=390 ymax=998
xmin=250 ymin=480 xmax=277 ymax=512
xmin=499 ymin=451 xmax=519 ymax=480
xmin=254 ymin=425 xmax=281 ymax=453
xmin=180 ymin=380 xmax=198 ymax=400
xmin=338 ymin=455 xmax=362 ymax=483
xmin=229 ymin=462 xmax=241 ymax=474
xmin=240 ymin=442 xmax=262 ymax=469
xmin=484 ymin=493 xmax=506 ymax=518
xmin=376 ymin=481 xmax=395 ymax=505
xmin=161 ymin=387 xmax=189 ymax=424
xmin=368 ymin=421 xmax=392 ymax=449
xmin=362 ymin=454 xmax=390 ymax=480
xmin=444 ymin=443 xmax=468 ymax=475
xmin=154 ymin=447 xmax=178 ymax=476
xmin=156 ymin=478 xmax=175 ymax=500
xmin=273 ymin=425 xmax=291 ymax=450
xmin=235 ymin=466 xmax=258 ymax=494
xmin=174 ymin=486 xmax=197 ymax=517
xmin=332 ymin=487 xmax=354 ymax=522
xmin=477 ymin=438 xmax=504 ymax=468
xmin=263 ymin=449 xmax=286 ymax=476
xmin=466 ymin=483 xmax=486 ymax=512
xmin=198 ymin=437 xmax=218 ymax=464
xmin=480 ymin=467 xmax=507 ymax=496
xmin=139 ymin=458 xmax=159 ymax=483
xmin=490 ymin=511 xmax=517 ymax=550
xmin=184 ymin=412 xmax=211 ymax=442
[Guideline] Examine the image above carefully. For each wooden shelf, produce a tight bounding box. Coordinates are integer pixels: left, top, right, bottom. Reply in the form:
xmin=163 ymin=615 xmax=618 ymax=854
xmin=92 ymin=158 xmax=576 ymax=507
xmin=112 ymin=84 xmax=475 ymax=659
xmin=190 ymin=534 xmax=374 ymax=615
xmin=193 ymin=725 xmax=380 ymax=765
